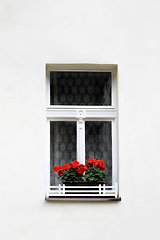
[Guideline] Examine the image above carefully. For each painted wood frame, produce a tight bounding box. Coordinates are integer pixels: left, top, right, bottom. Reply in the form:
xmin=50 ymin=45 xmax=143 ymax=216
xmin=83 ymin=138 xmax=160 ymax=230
xmin=45 ymin=64 xmax=119 ymax=199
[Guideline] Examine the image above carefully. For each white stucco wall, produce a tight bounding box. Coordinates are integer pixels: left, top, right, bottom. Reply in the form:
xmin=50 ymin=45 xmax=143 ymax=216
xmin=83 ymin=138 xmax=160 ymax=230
xmin=0 ymin=0 xmax=160 ymax=239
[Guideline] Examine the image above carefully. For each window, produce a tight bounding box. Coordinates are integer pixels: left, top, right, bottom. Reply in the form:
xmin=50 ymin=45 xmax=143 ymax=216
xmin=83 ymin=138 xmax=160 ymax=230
xmin=45 ymin=64 xmax=120 ymax=201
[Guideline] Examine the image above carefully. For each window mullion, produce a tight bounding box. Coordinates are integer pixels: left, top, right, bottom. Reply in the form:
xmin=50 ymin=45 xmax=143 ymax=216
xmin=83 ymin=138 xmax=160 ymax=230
xmin=77 ymin=119 xmax=85 ymax=165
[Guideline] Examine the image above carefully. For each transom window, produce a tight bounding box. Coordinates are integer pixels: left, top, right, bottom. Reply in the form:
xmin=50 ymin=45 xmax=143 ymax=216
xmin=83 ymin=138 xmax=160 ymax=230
xmin=50 ymin=71 xmax=111 ymax=106
xmin=45 ymin=64 xmax=119 ymax=200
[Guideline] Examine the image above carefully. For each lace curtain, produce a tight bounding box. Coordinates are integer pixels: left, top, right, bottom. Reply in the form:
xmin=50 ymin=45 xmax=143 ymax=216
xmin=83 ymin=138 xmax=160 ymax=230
xmin=50 ymin=121 xmax=77 ymax=186
xmin=50 ymin=71 xmax=111 ymax=106
xmin=85 ymin=121 xmax=112 ymax=186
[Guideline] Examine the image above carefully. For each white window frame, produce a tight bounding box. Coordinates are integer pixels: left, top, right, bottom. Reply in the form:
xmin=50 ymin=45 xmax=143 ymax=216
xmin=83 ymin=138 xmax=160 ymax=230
xmin=45 ymin=64 xmax=119 ymax=200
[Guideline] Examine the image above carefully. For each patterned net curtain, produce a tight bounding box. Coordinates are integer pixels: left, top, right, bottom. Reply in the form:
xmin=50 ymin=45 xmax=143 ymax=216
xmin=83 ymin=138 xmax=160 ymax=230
xmin=50 ymin=121 xmax=77 ymax=186
xmin=85 ymin=121 xmax=112 ymax=186
xmin=50 ymin=71 xmax=111 ymax=106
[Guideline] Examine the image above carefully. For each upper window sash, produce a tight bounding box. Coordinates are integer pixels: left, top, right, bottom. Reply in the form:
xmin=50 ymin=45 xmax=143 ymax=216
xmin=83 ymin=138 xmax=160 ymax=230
xmin=46 ymin=64 xmax=117 ymax=110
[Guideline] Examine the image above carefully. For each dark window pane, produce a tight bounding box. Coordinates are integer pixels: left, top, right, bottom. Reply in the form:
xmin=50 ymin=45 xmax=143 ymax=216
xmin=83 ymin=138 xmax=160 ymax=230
xmin=50 ymin=71 xmax=111 ymax=106
xmin=50 ymin=121 xmax=77 ymax=186
xmin=85 ymin=121 xmax=112 ymax=185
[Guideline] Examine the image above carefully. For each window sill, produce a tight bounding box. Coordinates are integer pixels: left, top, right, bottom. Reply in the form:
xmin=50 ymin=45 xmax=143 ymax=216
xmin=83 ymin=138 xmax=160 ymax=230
xmin=45 ymin=196 xmax=121 ymax=202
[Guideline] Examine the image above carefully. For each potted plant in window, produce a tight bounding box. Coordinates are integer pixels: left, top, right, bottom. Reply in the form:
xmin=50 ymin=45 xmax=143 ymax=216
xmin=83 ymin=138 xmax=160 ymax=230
xmin=53 ymin=160 xmax=87 ymax=184
xmin=53 ymin=158 xmax=108 ymax=194
xmin=84 ymin=158 xmax=107 ymax=183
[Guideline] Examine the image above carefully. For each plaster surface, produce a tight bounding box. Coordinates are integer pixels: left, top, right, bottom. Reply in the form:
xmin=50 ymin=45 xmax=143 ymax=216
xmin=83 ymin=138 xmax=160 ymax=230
xmin=0 ymin=0 xmax=160 ymax=239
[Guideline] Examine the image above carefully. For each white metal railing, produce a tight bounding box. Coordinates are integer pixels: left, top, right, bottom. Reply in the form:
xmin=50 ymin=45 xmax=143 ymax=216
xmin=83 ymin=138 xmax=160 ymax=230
xmin=48 ymin=183 xmax=118 ymax=198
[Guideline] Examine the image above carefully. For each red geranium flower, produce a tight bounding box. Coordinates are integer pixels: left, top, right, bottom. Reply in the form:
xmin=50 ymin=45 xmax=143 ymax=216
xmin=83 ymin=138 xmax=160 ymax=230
xmin=62 ymin=163 xmax=70 ymax=169
xmin=70 ymin=160 xmax=79 ymax=168
xmin=88 ymin=158 xmax=95 ymax=163
xmin=58 ymin=170 xmax=64 ymax=176
xmin=76 ymin=164 xmax=86 ymax=173
xmin=84 ymin=165 xmax=87 ymax=170
xmin=53 ymin=165 xmax=61 ymax=171
xmin=86 ymin=163 xmax=92 ymax=168
xmin=97 ymin=163 xmax=106 ymax=170
xmin=98 ymin=159 xmax=105 ymax=164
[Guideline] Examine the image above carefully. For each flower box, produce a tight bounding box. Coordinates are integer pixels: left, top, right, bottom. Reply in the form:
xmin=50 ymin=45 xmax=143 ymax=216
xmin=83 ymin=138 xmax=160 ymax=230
xmin=53 ymin=159 xmax=108 ymax=185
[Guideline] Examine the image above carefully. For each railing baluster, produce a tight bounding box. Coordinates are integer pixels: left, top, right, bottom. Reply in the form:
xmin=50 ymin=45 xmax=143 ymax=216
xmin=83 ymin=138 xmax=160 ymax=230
xmin=63 ymin=184 xmax=65 ymax=195
xmin=103 ymin=184 xmax=105 ymax=194
xmin=115 ymin=183 xmax=118 ymax=198
xmin=58 ymin=184 xmax=61 ymax=195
